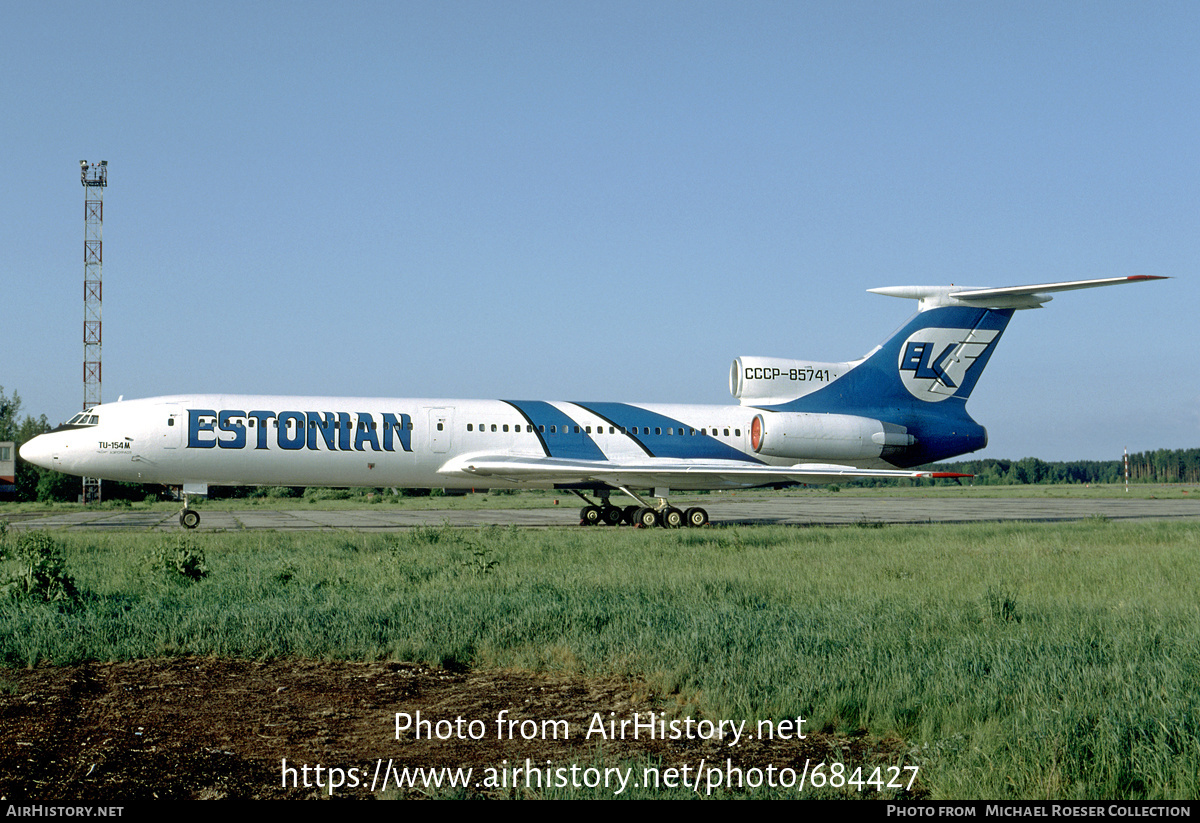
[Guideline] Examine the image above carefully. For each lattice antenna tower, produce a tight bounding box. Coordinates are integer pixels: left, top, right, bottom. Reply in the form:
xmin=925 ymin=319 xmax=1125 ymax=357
xmin=81 ymin=160 xmax=107 ymax=504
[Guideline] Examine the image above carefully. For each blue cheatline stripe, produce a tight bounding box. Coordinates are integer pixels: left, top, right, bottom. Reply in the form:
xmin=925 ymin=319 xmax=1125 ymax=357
xmin=573 ymin=402 xmax=764 ymax=463
xmin=500 ymin=400 xmax=607 ymax=460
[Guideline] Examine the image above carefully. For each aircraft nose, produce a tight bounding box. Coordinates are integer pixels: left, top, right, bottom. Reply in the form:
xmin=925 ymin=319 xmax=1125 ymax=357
xmin=18 ymin=435 xmax=53 ymax=470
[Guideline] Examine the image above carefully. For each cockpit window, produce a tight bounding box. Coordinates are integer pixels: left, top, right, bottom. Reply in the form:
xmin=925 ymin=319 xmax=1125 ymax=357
xmin=65 ymin=412 xmax=100 ymax=427
xmin=50 ymin=409 xmax=101 ymax=434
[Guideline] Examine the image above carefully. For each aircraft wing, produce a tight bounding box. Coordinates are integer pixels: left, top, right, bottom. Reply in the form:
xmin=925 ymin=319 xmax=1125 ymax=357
xmin=438 ymin=454 xmax=968 ymax=489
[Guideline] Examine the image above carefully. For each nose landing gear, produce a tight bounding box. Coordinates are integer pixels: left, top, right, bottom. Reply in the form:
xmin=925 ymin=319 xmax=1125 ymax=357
xmin=180 ymin=508 xmax=200 ymax=529
xmin=172 ymin=484 xmax=207 ymax=529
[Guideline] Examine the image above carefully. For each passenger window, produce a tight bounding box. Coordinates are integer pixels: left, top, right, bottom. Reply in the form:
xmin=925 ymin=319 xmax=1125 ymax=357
xmin=437 ymin=423 xmax=444 ymax=431
xmin=467 ymin=424 xmax=473 ymax=431
xmin=503 ymin=424 xmax=509 ymax=432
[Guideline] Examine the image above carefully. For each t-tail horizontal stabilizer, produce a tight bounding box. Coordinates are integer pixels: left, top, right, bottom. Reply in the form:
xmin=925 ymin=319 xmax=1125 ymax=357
xmin=869 ymin=276 xmax=1167 ymax=311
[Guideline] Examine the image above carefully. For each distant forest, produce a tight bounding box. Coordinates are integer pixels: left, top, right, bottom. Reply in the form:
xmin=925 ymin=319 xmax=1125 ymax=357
xmin=902 ymin=447 xmax=1200 ymax=486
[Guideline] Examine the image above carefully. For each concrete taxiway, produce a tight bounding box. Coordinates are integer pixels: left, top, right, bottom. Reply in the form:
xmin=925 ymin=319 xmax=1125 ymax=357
xmin=6 ymin=496 xmax=1198 ymax=531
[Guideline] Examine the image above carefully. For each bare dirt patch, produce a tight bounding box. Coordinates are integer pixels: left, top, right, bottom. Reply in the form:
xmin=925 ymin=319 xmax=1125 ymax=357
xmin=1 ymin=657 xmax=912 ymax=799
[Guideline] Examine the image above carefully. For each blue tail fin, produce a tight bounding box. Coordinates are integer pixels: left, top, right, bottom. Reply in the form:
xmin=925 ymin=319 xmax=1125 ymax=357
xmin=746 ymin=305 xmax=1015 ymax=465
xmin=750 ymin=305 xmax=1014 ymax=417
xmin=736 ymin=277 xmax=1164 ymax=466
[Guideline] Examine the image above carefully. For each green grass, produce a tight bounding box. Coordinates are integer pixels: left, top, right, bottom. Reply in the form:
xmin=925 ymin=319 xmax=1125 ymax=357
xmin=1 ymin=519 xmax=1198 ymax=799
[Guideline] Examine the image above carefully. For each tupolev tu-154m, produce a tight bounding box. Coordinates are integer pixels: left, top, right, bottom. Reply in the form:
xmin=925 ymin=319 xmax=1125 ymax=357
xmin=19 ymin=276 xmax=1165 ymax=529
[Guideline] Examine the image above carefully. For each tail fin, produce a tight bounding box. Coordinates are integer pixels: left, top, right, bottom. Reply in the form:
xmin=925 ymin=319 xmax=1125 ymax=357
xmin=735 ymin=276 xmax=1166 ymax=417
xmin=873 ymin=303 xmax=1013 ymax=406
xmin=735 ymin=277 xmax=1165 ymax=464
xmin=738 ymin=304 xmax=1014 ymax=416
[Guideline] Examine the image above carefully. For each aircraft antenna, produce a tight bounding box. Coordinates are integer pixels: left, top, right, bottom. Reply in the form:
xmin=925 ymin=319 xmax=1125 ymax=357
xmin=80 ymin=160 xmax=107 ymax=504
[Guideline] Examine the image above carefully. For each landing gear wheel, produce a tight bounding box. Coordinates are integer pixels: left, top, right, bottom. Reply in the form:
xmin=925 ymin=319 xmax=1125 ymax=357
xmin=662 ymin=507 xmax=684 ymax=529
xmin=684 ymin=507 xmax=709 ymax=528
xmin=180 ymin=508 xmax=200 ymax=529
xmin=601 ymin=506 xmax=624 ymax=526
xmin=622 ymin=505 xmax=639 ymax=525
xmin=580 ymin=505 xmax=602 ymax=526
xmin=634 ymin=507 xmax=660 ymax=528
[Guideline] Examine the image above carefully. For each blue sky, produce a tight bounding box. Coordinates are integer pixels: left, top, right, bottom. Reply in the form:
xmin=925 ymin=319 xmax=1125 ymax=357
xmin=4 ymin=2 xmax=1195 ymax=461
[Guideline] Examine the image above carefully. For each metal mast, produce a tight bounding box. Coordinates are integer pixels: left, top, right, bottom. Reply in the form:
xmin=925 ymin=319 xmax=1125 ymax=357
xmin=81 ymin=160 xmax=106 ymax=504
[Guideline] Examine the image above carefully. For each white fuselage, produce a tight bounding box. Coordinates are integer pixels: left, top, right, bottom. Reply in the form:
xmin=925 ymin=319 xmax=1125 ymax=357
xmin=23 ymin=394 xmax=897 ymax=492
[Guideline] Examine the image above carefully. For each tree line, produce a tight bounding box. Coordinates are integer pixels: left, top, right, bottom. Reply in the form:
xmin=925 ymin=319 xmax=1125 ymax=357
xmin=883 ymin=449 xmax=1200 ymax=487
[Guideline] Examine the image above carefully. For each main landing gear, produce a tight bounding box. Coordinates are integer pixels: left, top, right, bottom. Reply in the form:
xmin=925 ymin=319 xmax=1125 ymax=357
xmin=570 ymin=488 xmax=709 ymax=529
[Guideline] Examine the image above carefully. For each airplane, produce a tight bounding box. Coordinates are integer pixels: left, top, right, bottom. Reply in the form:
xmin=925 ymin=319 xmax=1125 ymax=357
xmin=19 ymin=276 xmax=1165 ymax=529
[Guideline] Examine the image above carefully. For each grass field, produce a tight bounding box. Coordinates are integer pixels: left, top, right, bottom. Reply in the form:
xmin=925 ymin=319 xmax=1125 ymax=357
xmin=1 ymin=514 xmax=1198 ymax=799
